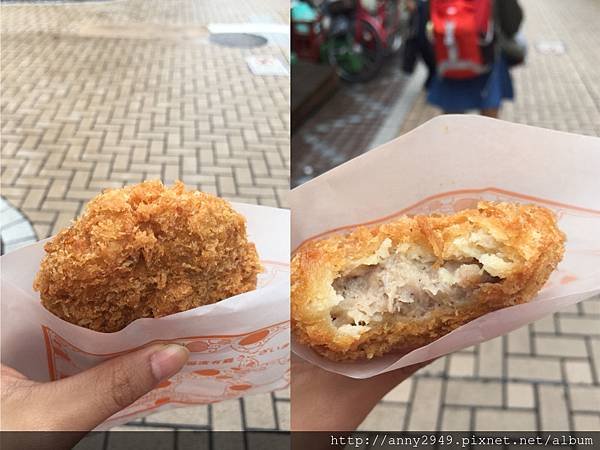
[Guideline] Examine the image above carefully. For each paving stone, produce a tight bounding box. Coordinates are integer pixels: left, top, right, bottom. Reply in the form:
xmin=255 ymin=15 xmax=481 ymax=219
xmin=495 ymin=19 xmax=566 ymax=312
xmin=42 ymin=200 xmax=81 ymax=212
xmin=507 ymin=383 xmax=535 ymax=409
xmin=407 ymin=378 xmax=442 ymax=430
xmin=569 ymin=386 xmax=600 ymax=412
xmin=211 ymin=399 xmax=243 ymax=432
xmin=565 ymin=360 xmax=594 ymax=384
xmin=243 ymin=393 xmax=277 ymax=429
xmin=146 ymin=405 xmax=209 ymax=426
xmin=32 ymin=223 xmax=51 ymax=239
xmin=533 ymin=314 xmax=557 ymax=334
xmin=475 ymin=409 xmax=536 ymax=431
xmin=448 ymin=353 xmax=476 ymax=377
xmin=581 ymin=298 xmax=600 ymax=315
xmin=538 ymin=385 xmax=569 ymax=431
xmin=441 ymin=407 xmax=471 ymax=431
xmin=22 ymin=189 xmax=45 ymax=210
xmin=559 ymin=317 xmax=600 ymax=336
xmin=445 ymin=380 xmax=503 ymax=407
xmin=23 ymin=210 xmax=56 ymax=224
xmin=276 ymin=400 xmax=290 ymax=431
xmin=589 ymin=338 xmax=600 ymax=384
xmin=46 ymin=179 xmax=69 ymax=199
xmin=572 ymin=414 xmax=600 ymax=431
xmin=507 ymin=326 xmax=531 ymax=355
xmin=478 ymin=337 xmax=504 ymax=378
xmin=560 ymin=304 xmax=581 ymax=315
xmin=507 ymin=357 xmax=562 ymax=382
xmin=535 ymin=336 xmax=588 ymax=357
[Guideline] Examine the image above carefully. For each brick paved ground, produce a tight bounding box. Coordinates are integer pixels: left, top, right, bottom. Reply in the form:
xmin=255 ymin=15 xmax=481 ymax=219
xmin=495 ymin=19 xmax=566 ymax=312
xmin=362 ymin=0 xmax=600 ymax=431
xmin=1 ymin=0 xmax=289 ymax=436
xmin=291 ymin=54 xmax=408 ymax=187
xmin=362 ymin=296 xmax=600 ymax=431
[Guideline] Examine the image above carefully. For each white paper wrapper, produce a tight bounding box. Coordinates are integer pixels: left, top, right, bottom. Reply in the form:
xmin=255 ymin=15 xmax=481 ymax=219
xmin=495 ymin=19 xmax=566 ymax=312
xmin=291 ymin=115 xmax=600 ymax=379
xmin=1 ymin=203 xmax=290 ymax=429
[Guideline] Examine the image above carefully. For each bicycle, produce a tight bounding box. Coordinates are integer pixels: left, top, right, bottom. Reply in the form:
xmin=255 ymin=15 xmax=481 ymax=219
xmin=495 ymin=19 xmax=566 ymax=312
xmin=292 ymin=0 xmax=410 ymax=83
xmin=326 ymin=0 xmax=409 ymax=82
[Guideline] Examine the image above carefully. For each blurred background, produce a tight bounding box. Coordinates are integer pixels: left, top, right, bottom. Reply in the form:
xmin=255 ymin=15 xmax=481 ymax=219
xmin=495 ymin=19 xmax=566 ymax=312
xmin=292 ymin=0 xmax=599 ymax=187
xmin=0 ymin=0 xmax=290 ymax=443
xmin=291 ymin=0 xmax=599 ymax=432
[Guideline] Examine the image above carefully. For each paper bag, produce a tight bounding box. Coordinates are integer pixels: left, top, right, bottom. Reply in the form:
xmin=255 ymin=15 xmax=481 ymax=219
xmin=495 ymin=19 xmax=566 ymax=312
xmin=291 ymin=115 xmax=600 ymax=379
xmin=1 ymin=203 xmax=290 ymax=429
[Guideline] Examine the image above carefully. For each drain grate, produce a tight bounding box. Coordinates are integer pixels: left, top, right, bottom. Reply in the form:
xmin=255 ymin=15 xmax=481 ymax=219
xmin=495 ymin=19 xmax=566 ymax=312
xmin=209 ymin=33 xmax=267 ymax=49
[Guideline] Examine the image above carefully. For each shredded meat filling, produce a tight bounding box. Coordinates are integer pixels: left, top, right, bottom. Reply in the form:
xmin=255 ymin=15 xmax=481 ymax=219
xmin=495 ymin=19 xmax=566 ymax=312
xmin=331 ymin=250 xmax=500 ymax=328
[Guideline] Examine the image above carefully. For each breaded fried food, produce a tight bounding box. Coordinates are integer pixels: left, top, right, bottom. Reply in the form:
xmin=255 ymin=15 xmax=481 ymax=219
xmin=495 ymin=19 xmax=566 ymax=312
xmin=292 ymin=202 xmax=565 ymax=361
xmin=34 ymin=180 xmax=261 ymax=332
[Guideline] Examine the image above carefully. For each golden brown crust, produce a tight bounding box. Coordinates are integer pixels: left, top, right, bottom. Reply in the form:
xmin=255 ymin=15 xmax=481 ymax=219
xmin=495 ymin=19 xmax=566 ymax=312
xmin=291 ymin=202 xmax=565 ymax=360
xmin=34 ymin=180 xmax=261 ymax=332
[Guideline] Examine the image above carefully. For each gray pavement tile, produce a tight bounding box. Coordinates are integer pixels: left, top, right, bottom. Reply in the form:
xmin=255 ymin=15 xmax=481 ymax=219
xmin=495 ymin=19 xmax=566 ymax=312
xmin=475 ymin=409 xmax=537 ymax=432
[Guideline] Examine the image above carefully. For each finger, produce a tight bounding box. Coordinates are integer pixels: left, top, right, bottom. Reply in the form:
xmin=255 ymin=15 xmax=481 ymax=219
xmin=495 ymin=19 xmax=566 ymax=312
xmin=42 ymin=344 xmax=189 ymax=431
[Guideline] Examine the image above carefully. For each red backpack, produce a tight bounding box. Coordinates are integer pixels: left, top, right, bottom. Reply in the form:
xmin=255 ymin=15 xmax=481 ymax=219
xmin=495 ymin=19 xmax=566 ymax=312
xmin=430 ymin=0 xmax=496 ymax=79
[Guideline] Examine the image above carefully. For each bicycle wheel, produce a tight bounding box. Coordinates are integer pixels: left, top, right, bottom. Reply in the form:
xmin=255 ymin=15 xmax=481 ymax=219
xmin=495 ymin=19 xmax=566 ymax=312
xmin=384 ymin=0 xmax=411 ymax=55
xmin=327 ymin=18 xmax=384 ymax=83
xmin=384 ymin=0 xmax=404 ymax=55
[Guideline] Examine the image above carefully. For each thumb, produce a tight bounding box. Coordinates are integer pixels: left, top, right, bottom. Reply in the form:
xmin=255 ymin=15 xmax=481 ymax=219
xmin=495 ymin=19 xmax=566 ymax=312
xmin=43 ymin=344 xmax=189 ymax=431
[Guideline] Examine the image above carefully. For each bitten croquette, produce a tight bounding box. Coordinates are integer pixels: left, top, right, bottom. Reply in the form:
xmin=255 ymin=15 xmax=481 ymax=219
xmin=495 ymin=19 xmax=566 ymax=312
xmin=292 ymin=202 xmax=565 ymax=360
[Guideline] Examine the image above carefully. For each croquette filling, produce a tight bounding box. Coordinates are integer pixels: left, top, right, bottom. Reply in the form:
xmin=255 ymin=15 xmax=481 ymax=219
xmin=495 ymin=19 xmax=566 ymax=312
xmin=330 ymin=238 xmax=506 ymax=332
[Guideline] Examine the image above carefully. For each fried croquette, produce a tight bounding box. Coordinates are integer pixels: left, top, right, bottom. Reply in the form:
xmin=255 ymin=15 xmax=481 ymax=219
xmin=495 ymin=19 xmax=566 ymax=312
xmin=292 ymin=202 xmax=565 ymax=361
xmin=34 ymin=180 xmax=262 ymax=332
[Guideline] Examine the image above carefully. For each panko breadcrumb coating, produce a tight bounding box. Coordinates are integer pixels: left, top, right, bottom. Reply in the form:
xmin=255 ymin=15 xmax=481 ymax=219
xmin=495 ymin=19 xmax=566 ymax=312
xmin=292 ymin=202 xmax=565 ymax=361
xmin=34 ymin=180 xmax=261 ymax=332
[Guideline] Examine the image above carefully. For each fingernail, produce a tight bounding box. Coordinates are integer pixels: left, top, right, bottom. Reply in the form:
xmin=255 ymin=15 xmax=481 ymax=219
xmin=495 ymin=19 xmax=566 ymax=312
xmin=150 ymin=345 xmax=190 ymax=381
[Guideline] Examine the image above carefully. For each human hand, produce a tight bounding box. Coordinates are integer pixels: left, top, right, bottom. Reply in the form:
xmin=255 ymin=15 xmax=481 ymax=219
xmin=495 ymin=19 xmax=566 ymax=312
xmin=291 ymin=354 xmax=430 ymax=432
xmin=1 ymin=344 xmax=189 ymax=447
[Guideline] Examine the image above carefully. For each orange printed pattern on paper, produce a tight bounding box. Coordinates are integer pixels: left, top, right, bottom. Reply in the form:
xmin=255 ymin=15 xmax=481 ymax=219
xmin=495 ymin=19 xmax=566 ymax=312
xmin=42 ymin=321 xmax=290 ymax=426
xmin=294 ymin=187 xmax=600 ymax=252
xmin=257 ymin=260 xmax=289 ymax=288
